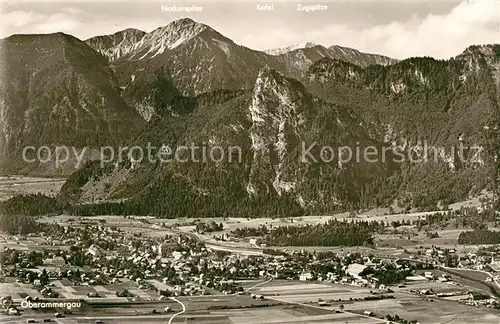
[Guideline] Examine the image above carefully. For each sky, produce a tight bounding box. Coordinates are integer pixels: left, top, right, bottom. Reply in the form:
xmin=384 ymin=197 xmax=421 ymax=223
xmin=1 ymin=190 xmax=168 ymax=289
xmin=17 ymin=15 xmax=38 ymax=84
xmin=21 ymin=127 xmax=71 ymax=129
xmin=1 ymin=0 xmax=500 ymax=59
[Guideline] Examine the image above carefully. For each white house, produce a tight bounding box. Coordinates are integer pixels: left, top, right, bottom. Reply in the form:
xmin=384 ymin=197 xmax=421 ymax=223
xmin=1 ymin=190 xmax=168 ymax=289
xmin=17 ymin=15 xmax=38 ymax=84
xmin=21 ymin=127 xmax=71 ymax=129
xmin=346 ymin=263 xmax=367 ymax=280
xmin=172 ymin=251 xmax=183 ymax=260
xmin=87 ymin=244 xmax=102 ymax=257
xmin=491 ymin=256 xmax=500 ymax=268
xmin=44 ymin=256 xmax=66 ymax=267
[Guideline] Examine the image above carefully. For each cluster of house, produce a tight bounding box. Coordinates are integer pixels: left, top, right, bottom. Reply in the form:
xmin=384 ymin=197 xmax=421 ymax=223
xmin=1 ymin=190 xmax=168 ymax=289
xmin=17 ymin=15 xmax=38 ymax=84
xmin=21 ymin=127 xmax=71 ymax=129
xmin=4 ymin=232 xmax=417 ymax=301
xmin=417 ymin=246 xmax=500 ymax=272
xmin=3 ymin=220 xmax=500 ymax=309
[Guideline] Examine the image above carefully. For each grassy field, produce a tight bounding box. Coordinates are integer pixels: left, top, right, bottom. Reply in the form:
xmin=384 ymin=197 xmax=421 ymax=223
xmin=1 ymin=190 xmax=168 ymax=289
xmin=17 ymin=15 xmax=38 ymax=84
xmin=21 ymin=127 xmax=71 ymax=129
xmin=37 ymin=215 xmax=178 ymax=239
xmin=0 ymin=176 xmax=65 ymax=201
xmin=250 ymin=280 xmax=500 ymax=324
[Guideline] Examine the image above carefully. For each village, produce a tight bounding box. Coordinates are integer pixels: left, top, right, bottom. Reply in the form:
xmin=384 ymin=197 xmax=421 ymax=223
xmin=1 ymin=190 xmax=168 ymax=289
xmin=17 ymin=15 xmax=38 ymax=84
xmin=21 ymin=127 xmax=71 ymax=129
xmin=1 ymin=213 xmax=500 ymax=324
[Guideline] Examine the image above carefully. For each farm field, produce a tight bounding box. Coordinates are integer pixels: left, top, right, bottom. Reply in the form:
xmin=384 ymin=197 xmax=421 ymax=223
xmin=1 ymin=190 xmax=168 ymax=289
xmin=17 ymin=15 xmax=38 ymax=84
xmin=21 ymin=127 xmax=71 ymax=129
xmin=0 ymin=176 xmax=65 ymax=201
xmin=37 ymin=215 xmax=179 ymax=239
xmin=1 ymin=309 xmax=381 ymax=324
xmin=252 ymin=280 xmax=500 ymax=324
xmin=31 ymin=212 xmax=498 ymax=260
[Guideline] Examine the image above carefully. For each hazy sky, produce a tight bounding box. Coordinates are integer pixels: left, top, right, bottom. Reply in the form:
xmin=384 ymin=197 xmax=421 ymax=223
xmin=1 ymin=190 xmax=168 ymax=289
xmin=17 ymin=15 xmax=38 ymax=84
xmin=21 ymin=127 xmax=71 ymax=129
xmin=1 ymin=0 xmax=499 ymax=59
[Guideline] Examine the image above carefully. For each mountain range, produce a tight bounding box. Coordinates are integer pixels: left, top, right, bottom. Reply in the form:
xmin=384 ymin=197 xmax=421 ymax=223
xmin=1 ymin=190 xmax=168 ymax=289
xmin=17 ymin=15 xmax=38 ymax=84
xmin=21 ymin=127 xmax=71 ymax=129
xmin=1 ymin=18 xmax=498 ymax=216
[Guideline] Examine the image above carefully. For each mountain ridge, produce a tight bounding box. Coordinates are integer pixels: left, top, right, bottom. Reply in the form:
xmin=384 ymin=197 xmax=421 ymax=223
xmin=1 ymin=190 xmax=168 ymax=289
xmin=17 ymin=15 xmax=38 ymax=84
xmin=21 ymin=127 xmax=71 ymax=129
xmin=1 ymin=18 xmax=498 ymax=214
xmin=83 ymin=19 xmax=397 ymax=68
xmin=0 ymin=32 xmax=144 ymax=173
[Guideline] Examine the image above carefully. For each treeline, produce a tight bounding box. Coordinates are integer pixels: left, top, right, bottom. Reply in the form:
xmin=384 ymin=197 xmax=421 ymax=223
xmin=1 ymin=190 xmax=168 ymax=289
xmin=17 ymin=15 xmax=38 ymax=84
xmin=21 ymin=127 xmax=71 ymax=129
xmin=60 ymin=160 xmax=114 ymax=200
xmin=415 ymin=204 xmax=499 ymax=230
xmin=360 ymin=264 xmax=413 ymax=285
xmin=232 ymin=225 xmax=270 ymax=238
xmin=68 ymin=181 xmax=305 ymax=219
xmin=0 ymin=193 xmax=69 ymax=235
xmin=263 ymin=219 xmax=380 ymax=247
xmin=458 ymin=229 xmax=500 ymax=245
xmin=196 ymin=221 xmax=223 ymax=233
xmin=0 ymin=214 xmax=41 ymax=235
xmin=0 ymin=193 xmax=68 ymax=216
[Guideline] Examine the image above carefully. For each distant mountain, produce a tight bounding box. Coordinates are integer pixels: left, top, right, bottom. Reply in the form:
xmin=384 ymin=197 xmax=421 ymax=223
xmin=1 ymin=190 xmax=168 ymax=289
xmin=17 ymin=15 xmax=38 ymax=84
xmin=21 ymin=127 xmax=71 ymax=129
xmin=275 ymin=45 xmax=339 ymax=72
xmin=85 ymin=28 xmax=146 ymax=61
xmin=304 ymin=46 xmax=499 ymax=207
xmin=85 ymin=18 xmax=295 ymax=119
xmin=2 ymin=18 xmax=497 ymax=214
xmin=0 ymin=32 xmax=144 ymax=173
xmin=264 ymin=42 xmax=318 ymax=55
xmin=86 ymin=19 xmax=209 ymax=61
xmin=268 ymin=43 xmax=397 ymax=71
xmin=244 ymin=67 xmax=391 ymax=204
xmin=327 ymin=45 xmax=397 ymax=67
xmin=306 ymin=45 xmax=500 ymax=144
xmin=84 ymin=19 xmax=397 ymax=119
xmin=63 ymin=46 xmax=498 ymax=215
xmin=62 ymin=67 xmax=395 ymax=217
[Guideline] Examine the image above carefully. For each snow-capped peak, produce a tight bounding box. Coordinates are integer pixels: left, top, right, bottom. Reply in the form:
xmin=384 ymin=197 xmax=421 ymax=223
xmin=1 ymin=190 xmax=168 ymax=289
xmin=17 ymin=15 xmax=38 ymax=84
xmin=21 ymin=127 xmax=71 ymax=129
xmin=131 ymin=18 xmax=208 ymax=59
xmin=264 ymin=42 xmax=318 ymax=55
xmin=85 ymin=18 xmax=210 ymax=61
xmin=159 ymin=17 xmax=208 ymax=35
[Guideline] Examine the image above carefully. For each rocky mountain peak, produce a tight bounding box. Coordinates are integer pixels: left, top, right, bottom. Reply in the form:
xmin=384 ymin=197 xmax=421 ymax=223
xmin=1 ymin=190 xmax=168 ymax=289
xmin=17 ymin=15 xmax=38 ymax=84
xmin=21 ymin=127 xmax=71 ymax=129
xmin=303 ymin=42 xmax=318 ymax=48
xmin=0 ymin=32 xmax=144 ymax=171
xmin=455 ymin=44 xmax=500 ymax=82
xmin=4 ymin=32 xmax=74 ymax=48
xmin=85 ymin=28 xmax=146 ymax=61
xmin=3 ymin=32 xmax=108 ymax=70
xmin=456 ymin=44 xmax=500 ymax=68
xmin=328 ymin=45 xmax=398 ymax=67
xmin=265 ymin=42 xmax=318 ymax=55
xmin=84 ymin=18 xmax=210 ymax=62
xmin=307 ymin=58 xmax=362 ymax=83
xmin=118 ymin=28 xmax=146 ymax=38
xmin=253 ymin=67 xmax=306 ymax=103
xmin=459 ymin=44 xmax=500 ymax=59
xmin=256 ymin=66 xmax=283 ymax=82
xmin=123 ymin=18 xmax=209 ymax=60
xmin=154 ymin=17 xmax=208 ymax=37
xmin=248 ymin=68 xmax=308 ymax=197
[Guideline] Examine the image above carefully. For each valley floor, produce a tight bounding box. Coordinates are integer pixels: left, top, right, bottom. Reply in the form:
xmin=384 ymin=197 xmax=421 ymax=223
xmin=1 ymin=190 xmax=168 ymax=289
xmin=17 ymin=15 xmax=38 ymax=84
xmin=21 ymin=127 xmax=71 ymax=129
xmin=0 ymin=176 xmax=65 ymax=202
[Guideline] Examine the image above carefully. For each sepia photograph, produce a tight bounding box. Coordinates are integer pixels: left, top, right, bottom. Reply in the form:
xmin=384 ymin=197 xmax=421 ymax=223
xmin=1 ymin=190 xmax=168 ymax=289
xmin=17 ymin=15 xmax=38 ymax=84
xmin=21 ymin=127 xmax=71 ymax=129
xmin=0 ymin=0 xmax=499 ymax=323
